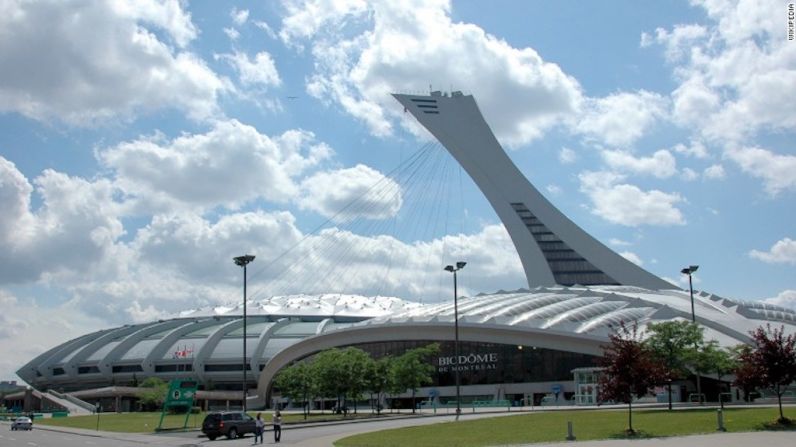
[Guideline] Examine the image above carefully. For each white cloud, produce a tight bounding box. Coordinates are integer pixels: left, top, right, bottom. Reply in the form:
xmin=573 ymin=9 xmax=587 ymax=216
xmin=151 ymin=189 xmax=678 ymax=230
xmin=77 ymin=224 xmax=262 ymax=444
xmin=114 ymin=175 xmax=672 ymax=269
xmin=98 ymin=121 xmax=332 ymax=212
xmin=749 ymin=238 xmax=796 ymax=265
xmin=217 ymin=51 xmax=282 ymax=87
xmin=725 ymin=146 xmax=796 ymax=195
xmin=280 ymin=0 xmax=583 ymax=146
xmin=601 ymin=149 xmax=677 ymax=178
xmin=681 ymin=168 xmax=699 ymax=181
xmin=0 ymin=0 xmax=231 ymax=124
xmin=224 ymin=27 xmax=240 ymax=40
xmin=0 ymin=157 xmax=124 ymax=284
xmin=642 ymin=24 xmax=708 ymax=62
xmin=673 ymin=141 xmax=709 ymax=159
xmin=298 ymin=164 xmax=403 ymax=221
xmin=575 ymin=90 xmax=669 ymax=147
xmin=653 ymin=0 xmax=796 ymax=142
xmin=578 ymin=171 xmax=686 ymax=226
xmin=254 ymin=20 xmax=278 ymax=39
xmin=0 ymin=289 xmax=109 ymax=381
xmin=231 ymin=7 xmax=249 ymax=25
xmin=703 ymin=164 xmax=725 ymax=180
xmin=559 ymin=147 xmax=577 ymax=164
xmin=762 ymin=290 xmax=796 ymax=310
xmin=619 ymin=251 xmax=643 ymax=266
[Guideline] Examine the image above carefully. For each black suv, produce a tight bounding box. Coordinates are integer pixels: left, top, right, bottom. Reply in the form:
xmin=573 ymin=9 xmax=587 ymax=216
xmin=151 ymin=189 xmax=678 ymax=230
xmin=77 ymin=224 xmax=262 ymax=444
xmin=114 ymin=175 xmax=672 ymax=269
xmin=201 ymin=411 xmax=257 ymax=440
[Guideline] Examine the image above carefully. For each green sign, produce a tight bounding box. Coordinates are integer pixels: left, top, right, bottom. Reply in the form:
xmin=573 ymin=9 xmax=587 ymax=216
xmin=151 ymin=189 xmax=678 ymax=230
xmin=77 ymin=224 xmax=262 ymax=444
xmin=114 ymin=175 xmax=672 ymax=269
xmin=164 ymin=380 xmax=198 ymax=407
xmin=157 ymin=379 xmax=198 ymax=431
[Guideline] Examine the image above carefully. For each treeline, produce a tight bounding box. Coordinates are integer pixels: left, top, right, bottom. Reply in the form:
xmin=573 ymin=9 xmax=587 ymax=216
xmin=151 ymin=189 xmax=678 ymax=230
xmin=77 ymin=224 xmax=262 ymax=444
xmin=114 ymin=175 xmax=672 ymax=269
xmin=273 ymin=344 xmax=439 ymax=418
xmin=599 ymin=322 xmax=796 ymax=433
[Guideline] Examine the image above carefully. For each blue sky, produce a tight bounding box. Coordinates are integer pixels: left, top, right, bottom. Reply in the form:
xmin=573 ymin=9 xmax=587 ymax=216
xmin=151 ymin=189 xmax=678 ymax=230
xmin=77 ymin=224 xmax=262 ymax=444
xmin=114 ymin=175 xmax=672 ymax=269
xmin=1 ymin=0 xmax=794 ymax=381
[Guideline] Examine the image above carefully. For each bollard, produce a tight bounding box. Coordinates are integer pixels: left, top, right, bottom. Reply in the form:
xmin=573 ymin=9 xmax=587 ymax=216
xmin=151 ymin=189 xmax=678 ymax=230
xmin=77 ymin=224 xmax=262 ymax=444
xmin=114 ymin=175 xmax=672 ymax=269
xmin=566 ymin=421 xmax=576 ymax=441
xmin=717 ymin=409 xmax=726 ymax=432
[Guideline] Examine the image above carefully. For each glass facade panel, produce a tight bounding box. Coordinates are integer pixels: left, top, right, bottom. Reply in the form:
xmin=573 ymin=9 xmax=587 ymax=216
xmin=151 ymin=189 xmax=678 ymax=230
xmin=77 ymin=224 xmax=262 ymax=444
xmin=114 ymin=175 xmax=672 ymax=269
xmin=344 ymin=340 xmax=598 ymax=387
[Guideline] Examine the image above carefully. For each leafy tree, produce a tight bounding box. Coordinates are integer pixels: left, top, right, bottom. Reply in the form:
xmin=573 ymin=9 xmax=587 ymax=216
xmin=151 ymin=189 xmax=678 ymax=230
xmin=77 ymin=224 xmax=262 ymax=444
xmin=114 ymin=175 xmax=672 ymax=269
xmin=645 ymin=321 xmax=703 ymax=409
xmin=340 ymin=347 xmax=373 ymax=414
xmin=687 ymin=340 xmax=737 ymax=408
xmin=312 ymin=347 xmax=371 ymax=416
xmin=313 ymin=348 xmax=347 ymax=413
xmin=736 ymin=325 xmax=796 ymax=423
xmin=599 ymin=323 xmax=665 ymax=434
xmin=275 ymin=361 xmax=317 ymax=419
xmin=392 ymin=343 xmax=439 ymax=413
xmin=137 ymin=377 xmax=168 ymax=410
xmin=732 ymin=344 xmax=760 ymax=402
xmin=367 ymin=356 xmax=395 ymax=414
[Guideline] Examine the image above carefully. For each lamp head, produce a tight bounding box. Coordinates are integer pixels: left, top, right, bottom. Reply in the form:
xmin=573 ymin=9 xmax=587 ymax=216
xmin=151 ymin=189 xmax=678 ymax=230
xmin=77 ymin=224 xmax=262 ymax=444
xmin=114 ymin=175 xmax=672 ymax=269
xmin=456 ymin=261 xmax=467 ymax=269
xmin=689 ymin=265 xmax=699 ymax=273
xmin=444 ymin=265 xmax=454 ymax=272
xmin=680 ymin=268 xmax=690 ymax=275
xmin=234 ymin=254 xmax=256 ymax=266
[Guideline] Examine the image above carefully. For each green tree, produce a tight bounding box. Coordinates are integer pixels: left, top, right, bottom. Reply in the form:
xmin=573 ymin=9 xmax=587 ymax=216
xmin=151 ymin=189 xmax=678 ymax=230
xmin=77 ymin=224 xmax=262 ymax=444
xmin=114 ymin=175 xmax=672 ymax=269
xmin=645 ymin=321 xmax=703 ymax=409
xmin=687 ymin=340 xmax=737 ymax=408
xmin=367 ymin=356 xmax=395 ymax=414
xmin=312 ymin=347 xmax=371 ymax=416
xmin=275 ymin=361 xmax=317 ymax=419
xmin=736 ymin=324 xmax=796 ymax=423
xmin=137 ymin=377 xmax=168 ymax=410
xmin=599 ymin=323 xmax=665 ymax=435
xmin=392 ymin=343 xmax=440 ymax=413
xmin=313 ymin=348 xmax=347 ymax=412
xmin=341 ymin=347 xmax=372 ymax=414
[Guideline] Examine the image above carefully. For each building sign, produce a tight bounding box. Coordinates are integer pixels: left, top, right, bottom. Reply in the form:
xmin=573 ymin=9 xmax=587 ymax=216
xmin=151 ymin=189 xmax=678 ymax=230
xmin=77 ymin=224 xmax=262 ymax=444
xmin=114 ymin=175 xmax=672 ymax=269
xmin=437 ymin=352 xmax=498 ymax=373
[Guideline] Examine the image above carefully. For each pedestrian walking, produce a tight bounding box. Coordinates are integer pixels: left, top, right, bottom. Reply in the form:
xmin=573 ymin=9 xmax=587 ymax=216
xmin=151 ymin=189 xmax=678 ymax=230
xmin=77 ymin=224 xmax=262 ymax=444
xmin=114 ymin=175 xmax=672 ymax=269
xmin=253 ymin=412 xmax=265 ymax=444
xmin=273 ymin=409 xmax=282 ymax=443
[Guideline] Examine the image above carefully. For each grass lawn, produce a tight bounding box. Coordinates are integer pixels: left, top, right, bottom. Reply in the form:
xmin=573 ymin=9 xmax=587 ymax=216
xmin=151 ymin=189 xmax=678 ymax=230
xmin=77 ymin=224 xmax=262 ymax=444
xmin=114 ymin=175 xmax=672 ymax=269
xmin=335 ymin=407 xmax=796 ymax=447
xmin=35 ymin=410 xmax=400 ymax=433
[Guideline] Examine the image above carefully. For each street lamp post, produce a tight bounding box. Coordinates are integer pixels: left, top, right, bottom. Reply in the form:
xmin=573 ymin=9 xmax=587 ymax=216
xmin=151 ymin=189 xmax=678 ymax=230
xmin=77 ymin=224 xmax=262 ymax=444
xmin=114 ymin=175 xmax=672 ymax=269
xmin=234 ymin=254 xmax=255 ymax=412
xmin=444 ymin=261 xmax=466 ymax=420
xmin=680 ymin=265 xmax=701 ymax=405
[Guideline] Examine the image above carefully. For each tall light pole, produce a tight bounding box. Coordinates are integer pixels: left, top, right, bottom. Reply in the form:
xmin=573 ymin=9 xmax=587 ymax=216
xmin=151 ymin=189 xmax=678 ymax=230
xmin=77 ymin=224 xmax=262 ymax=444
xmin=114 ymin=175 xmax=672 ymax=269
xmin=234 ymin=254 xmax=255 ymax=412
xmin=680 ymin=265 xmax=701 ymax=405
xmin=444 ymin=261 xmax=466 ymax=420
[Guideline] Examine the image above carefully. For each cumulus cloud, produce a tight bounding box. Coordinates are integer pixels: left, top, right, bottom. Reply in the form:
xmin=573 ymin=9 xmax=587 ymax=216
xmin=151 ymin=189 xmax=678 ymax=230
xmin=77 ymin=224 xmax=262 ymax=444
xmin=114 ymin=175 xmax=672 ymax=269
xmin=231 ymin=7 xmax=249 ymax=25
xmin=575 ymin=90 xmax=669 ymax=147
xmin=703 ymin=164 xmax=725 ymax=180
xmin=601 ymin=149 xmax=677 ymax=178
xmin=298 ymin=164 xmax=403 ymax=221
xmin=217 ymin=51 xmax=281 ymax=87
xmin=762 ymin=290 xmax=796 ymax=310
xmin=673 ymin=141 xmax=709 ymax=159
xmin=0 ymin=157 xmax=124 ymax=284
xmin=0 ymin=0 xmax=231 ymax=124
xmin=98 ymin=121 xmax=332 ymax=212
xmin=279 ymin=0 xmax=582 ymax=146
xmin=578 ymin=171 xmax=686 ymax=226
xmin=650 ymin=0 xmax=796 ymax=142
xmin=749 ymin=238 xmax=796 ymax=265
xmin=724 ymin=146 xmax=796 ymax=196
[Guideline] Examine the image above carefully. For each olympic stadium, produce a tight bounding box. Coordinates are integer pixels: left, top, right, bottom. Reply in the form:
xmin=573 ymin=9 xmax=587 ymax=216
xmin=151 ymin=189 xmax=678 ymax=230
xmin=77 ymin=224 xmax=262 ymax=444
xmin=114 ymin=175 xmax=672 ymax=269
xmin=9 ymin=92 xmax=796 ymax=413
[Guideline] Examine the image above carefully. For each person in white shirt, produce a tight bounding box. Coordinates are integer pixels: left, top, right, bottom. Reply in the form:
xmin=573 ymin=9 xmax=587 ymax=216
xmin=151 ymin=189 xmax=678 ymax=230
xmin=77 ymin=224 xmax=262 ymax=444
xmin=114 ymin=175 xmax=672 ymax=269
xmin=254 ymin=412 xmax=265 ymax=444
xmin=272 ymin=409 xmax=282 ymax=443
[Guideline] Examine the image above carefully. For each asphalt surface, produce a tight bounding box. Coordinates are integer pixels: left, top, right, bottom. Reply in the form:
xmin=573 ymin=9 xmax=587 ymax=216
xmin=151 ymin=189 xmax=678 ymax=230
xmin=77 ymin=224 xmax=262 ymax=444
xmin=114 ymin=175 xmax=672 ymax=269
xmin=2 ymin=408 xmax=794 ymax=447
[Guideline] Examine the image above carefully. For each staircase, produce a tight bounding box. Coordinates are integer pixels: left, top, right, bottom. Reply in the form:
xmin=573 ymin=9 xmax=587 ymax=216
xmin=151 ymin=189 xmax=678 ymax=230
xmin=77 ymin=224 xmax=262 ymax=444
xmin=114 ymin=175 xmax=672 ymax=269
xmin=45 ymin=390 xmax=94 ymax=415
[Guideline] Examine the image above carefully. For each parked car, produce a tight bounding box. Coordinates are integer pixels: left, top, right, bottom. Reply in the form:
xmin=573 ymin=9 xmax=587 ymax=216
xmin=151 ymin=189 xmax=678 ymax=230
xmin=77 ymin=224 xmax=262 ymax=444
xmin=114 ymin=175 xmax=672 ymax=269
xmin=201 ymin=411 xmax=256 ymax=440
xmin=11 ymin=416 xmax=33 ymax=431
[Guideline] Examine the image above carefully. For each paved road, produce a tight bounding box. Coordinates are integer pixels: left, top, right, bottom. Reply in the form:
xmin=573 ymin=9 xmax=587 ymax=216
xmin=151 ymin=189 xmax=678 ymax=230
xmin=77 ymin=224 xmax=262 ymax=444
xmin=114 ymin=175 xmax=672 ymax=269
xmin=3 ymin=409 xmax=794 ymax=447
